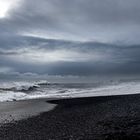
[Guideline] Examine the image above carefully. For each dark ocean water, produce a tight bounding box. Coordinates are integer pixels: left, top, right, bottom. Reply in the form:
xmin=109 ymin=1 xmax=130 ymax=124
xmin=0 ymin=79 xmax=140 ymax=102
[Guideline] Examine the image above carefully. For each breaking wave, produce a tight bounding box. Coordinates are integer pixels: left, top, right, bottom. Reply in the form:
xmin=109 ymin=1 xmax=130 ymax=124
xmin=0 ymin=80 xmax=49 ymax=92
xmin=0 ymin=80 xmax=140 ymax=102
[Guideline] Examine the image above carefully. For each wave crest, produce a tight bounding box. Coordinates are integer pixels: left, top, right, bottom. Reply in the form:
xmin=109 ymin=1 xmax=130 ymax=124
xmin=0 ymin=80 xmax=49 ymax=92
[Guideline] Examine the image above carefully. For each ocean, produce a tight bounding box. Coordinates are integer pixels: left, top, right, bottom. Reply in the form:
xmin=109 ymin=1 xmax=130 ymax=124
xmin=0 ymin=79 xmax=140 ymax=102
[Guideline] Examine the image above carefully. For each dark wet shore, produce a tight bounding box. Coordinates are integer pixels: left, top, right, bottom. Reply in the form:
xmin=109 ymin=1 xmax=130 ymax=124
xmin=1 ymin=94 xmax=140 ymax=140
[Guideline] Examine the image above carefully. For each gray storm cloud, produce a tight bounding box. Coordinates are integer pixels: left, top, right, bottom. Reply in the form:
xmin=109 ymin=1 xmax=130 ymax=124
xmin=0 ymin=0 xmax=140 ymax=77
xmin=0 ymin=36 xmax=140 ymax=76
xmin=1 ymin=0 xmax=140 ymax=42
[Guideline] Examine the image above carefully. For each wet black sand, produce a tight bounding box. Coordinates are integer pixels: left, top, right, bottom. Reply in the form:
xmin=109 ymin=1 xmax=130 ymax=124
xmin=0 ymin=99 xmax=56 ymax=124
xmin=1 ymin=94 xmax=140 ymax=139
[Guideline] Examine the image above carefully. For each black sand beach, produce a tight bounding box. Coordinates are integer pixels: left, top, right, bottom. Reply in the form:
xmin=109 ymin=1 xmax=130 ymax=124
xmin=1 ymin=94 xmax=140 ymax=140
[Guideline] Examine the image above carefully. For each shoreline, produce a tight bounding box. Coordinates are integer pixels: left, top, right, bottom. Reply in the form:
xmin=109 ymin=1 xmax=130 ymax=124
xmin=1 ymin=94 xmax=140 ymax=139
xmin=0 ymin=92 xmax=140 ymax=124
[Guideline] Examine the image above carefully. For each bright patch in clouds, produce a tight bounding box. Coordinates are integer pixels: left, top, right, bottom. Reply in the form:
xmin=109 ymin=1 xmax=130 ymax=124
xmin=0 ymin=0 xmax=19 ymax=18
xmin=2 ymin=47 xmax=109 ymax=64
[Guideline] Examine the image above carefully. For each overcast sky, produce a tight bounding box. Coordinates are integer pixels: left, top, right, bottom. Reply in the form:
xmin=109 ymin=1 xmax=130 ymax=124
xmin=0 ymin=0 xmax=140 ymax=79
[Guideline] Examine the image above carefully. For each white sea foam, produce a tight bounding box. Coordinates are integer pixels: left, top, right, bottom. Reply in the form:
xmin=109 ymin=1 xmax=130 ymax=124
xmin=0 ymin=81 xmax=140 ymax=102
xmin=0 ymin=80 xmax=49 ymax=91
xmin=0 ymin=91 xmax=27 ymax=102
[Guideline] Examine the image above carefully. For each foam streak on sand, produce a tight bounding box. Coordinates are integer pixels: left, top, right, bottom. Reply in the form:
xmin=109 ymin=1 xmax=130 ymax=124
xmin=0 ymin=81 xmax=140 ymax=102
